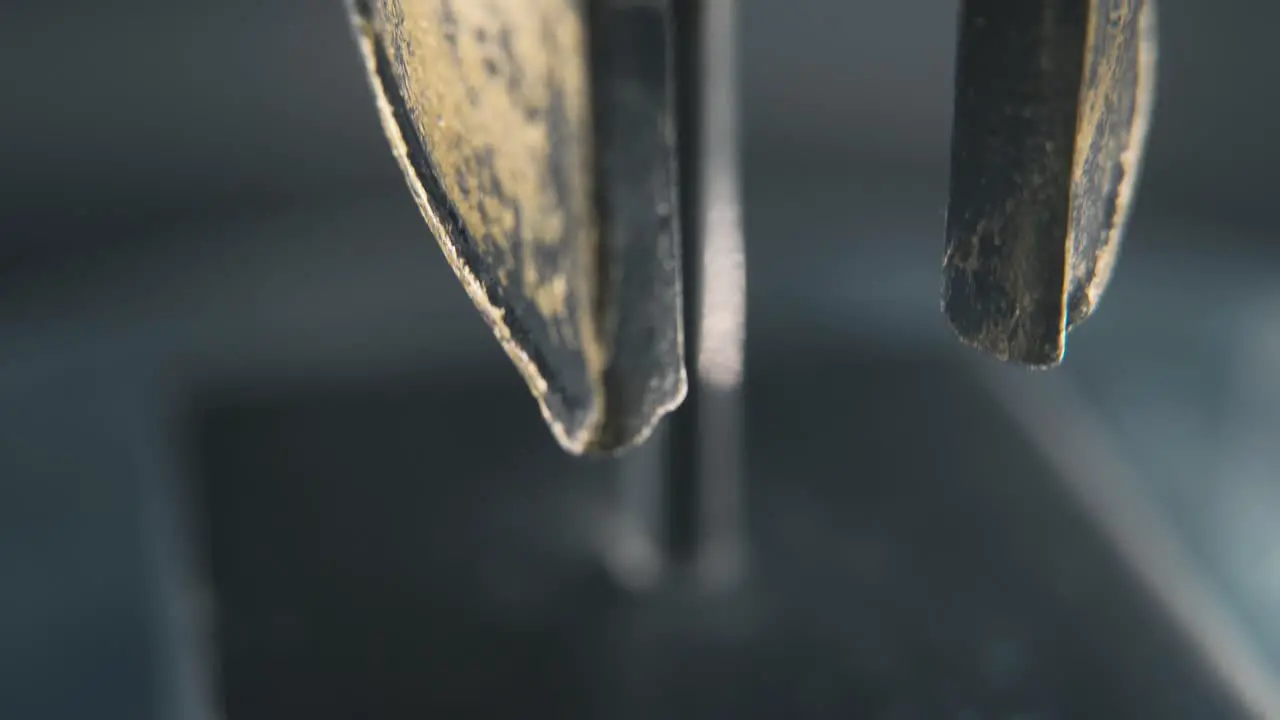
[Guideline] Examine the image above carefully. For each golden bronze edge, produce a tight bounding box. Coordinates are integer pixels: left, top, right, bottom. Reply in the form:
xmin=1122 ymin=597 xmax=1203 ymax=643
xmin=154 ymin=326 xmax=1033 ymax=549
xmin=348 ymin=5 xmax=604 ymax=455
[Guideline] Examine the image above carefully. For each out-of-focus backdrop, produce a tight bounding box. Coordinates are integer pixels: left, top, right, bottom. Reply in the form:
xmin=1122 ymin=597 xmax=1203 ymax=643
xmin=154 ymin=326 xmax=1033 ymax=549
xmin=1 ymin=2 xmax=1278 ymax=719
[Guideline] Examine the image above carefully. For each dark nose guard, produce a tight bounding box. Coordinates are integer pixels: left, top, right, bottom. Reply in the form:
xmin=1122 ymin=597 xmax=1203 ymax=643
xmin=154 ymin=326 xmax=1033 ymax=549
xmin=944 ymin=0 xmax=1157 ymax=367
xmin=348 ymin=0 xmax=685 ymax=454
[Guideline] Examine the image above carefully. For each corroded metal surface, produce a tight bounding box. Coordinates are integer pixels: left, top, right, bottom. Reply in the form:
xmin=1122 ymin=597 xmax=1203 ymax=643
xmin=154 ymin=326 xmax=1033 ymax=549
xmin=944 ymin=0 xmax=1157 ymax=366
xmin=347 ymin=0 xmax=684 ymax=453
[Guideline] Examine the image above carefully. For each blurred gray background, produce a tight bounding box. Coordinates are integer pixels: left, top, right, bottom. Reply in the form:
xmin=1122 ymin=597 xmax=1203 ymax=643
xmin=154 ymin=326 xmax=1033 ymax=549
xmin=1 ymin=2 xmax=1278 ymax=719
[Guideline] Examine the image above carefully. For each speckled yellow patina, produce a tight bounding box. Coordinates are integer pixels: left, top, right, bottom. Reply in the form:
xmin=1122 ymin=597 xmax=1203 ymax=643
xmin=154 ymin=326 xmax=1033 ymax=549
xmin=348 ymin=0 xmax=608 ymax=454
xmin=1067 ymin=0 xmax=1157 ymax=323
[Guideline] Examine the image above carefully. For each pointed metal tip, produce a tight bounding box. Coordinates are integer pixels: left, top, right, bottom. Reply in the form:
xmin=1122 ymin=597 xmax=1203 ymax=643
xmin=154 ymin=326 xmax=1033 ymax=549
xmin=943 ymin=0 xmax=1156 ymax=367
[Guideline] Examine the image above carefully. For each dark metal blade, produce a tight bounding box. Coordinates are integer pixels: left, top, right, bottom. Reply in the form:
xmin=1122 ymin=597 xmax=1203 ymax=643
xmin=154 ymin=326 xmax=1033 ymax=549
xmin=944 ymin=0 xmax=1157 ymax=366
xmin=347 ymin=0 xmax=684 ymax=454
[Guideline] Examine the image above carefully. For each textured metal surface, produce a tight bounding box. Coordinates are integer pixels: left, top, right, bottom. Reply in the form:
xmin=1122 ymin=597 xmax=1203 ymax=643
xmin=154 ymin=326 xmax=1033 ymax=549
xmin=587 ymin=0 xmax=685 ymax=451
xmin=347 ymin=0 xmax=684 ymax=453
xmin=943 ymin=0 xmax=1157 ymax=366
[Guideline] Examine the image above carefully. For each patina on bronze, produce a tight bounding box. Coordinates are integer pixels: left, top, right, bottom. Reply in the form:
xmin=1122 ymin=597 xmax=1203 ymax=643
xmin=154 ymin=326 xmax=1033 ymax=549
xmin=346 ymin=0 xmax=685 ymax=454
xmin=944 ymin=0 xmax=1157 ymax=366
